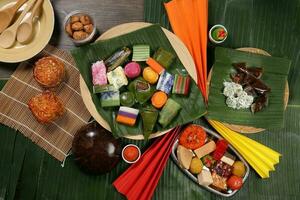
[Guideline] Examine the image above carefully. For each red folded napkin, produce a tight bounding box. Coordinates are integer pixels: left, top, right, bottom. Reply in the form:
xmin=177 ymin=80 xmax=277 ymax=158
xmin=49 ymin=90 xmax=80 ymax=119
xmin=113 ymin=127 xmax=181 ymax=200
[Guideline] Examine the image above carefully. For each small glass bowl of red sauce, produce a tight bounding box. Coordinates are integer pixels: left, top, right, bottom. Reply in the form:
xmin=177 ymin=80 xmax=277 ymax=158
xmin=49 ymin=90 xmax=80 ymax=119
xmin=122 ymin=144 xmax=141 ymax=164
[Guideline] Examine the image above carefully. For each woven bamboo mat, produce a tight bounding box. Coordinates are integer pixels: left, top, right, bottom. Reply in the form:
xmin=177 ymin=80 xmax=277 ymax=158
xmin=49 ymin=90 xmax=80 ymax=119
xmin=0 ymin=45 xmax=91 ymax=161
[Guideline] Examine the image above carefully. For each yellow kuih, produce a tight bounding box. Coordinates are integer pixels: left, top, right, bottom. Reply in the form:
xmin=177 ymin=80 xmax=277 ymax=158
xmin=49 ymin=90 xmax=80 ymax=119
xmin=143 ymin=67 xmax=159 ymax=84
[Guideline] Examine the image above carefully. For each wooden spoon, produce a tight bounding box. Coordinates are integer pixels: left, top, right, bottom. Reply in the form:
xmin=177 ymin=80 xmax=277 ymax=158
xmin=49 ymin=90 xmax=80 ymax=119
xmin=0 ymin=0 xmax=36 ymax=49
xmin=0 ymin=0 xmax=29 ymax=33
xmin=17 ymin=0 xmax=43 ymax=44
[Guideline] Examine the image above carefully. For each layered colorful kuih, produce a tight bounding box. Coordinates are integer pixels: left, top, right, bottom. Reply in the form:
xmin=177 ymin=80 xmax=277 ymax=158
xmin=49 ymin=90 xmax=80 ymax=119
xmin=132 ymin=45 xmax=150 ymax=61
xmin=172 ymin=74 xmax=191 ymax=95
xmin=164 ymin=0 xmax=208 ymax=101
xmin=116 ymin=106 xmax=139 ymax=126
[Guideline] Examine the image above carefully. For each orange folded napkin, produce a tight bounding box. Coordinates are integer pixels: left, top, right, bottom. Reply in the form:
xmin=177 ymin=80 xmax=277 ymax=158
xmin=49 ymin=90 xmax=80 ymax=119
xmin=165 ymin=0 xmax=208 ymax=101
xmin=113 ymin=127 xmax=181 ymax=200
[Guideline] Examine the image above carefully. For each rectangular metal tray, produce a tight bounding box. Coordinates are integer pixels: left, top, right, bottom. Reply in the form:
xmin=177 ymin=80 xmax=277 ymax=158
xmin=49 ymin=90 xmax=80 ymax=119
xmin=171 ymin=125 xmax=250 ymax=197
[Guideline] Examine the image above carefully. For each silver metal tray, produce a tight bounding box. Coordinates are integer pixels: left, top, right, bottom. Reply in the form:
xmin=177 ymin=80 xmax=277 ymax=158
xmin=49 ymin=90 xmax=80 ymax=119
xmin=171 ymin=125 xmax=250 ymax=197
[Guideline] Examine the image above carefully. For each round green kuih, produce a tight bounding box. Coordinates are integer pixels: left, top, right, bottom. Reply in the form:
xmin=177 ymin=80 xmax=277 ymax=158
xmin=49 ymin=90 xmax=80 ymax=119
xmin=120 ymin=92 xmax=135 ymax=107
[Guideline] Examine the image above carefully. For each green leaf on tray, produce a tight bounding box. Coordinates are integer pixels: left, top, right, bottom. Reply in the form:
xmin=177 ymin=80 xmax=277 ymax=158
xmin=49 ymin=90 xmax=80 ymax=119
xmin=207 ymin=47 xmax=291 ymax=129
xmin=71 ymin=25 xmax=206 ymax=138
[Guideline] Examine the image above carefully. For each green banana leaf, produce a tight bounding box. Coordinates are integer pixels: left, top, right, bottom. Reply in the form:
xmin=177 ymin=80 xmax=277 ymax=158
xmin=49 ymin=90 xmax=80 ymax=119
xmin=0 ymin=0 xmax=300 ymax=200
xmin=71 ymin=25 xmax=206 ymax=138
xmin=0 ymin=107 xmax=299 ymax=200
xmin=207 ymin=47 xmax=291 ymax=129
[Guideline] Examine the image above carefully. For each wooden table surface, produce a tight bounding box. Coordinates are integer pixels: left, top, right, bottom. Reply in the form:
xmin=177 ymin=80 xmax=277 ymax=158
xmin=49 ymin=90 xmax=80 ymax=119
xmin=0 ymin=0 xmax=144 ymax=79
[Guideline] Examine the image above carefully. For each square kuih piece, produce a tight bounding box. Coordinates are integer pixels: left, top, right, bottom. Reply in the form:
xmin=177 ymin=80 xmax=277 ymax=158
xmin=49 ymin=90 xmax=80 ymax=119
xmin=107 ymin=66 xmax=128 ymax=89
xmin=172 ymin=74 xmax=191 ymax=95
xmin=153 ymin=47 xmax=175 ymax=68
xmin=156 ymin=71 xmax=174 ymax=94
xmin=100 ymin=91 xmax=120 ymax=107
xmin=116 ymin=106 xmax=139 ymax=126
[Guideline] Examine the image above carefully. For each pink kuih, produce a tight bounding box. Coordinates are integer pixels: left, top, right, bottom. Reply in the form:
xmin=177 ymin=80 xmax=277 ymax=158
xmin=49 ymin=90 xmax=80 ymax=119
xmin=124 ymin=62 xmax=141 ymax=79
xmin=92 ymin=60 xmax=107 ymax=85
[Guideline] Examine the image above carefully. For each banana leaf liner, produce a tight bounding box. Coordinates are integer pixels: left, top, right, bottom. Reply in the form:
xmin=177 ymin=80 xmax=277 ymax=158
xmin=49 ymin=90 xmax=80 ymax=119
xmin=71 ymin=25 xmax=206 ymax=138
xmin=207 ymin=47 xmax=291 ymax=129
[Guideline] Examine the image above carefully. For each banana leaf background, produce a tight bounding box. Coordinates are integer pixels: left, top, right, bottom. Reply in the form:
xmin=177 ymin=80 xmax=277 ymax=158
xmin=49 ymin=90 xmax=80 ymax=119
xmin=71 ymin=25 xmax=206 ymax=138
xmin=207 ymin=47 xmax=291 ymax=128
xmin=0 ymin=0 xmax=299 ymax=199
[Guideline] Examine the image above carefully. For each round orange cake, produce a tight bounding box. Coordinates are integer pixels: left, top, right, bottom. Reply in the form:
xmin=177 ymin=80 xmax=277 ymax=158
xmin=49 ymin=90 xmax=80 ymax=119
xmin=28 ymin=91 xmax=65 ymax=124
xmin=34 ymin=56 xmax=65 ymax=88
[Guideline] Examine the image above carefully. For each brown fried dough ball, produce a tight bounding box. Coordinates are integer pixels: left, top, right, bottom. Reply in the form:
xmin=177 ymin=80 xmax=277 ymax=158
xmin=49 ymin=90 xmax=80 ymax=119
xmin=71 ymin=22 xmax=84 ymax=31
xmin=73 ymin=31 xmax=89 ymax=40
xmin=83 ymin=24 xmax=94 ymax=33
xmin=80 ymin=15 xmax=92 ymax=25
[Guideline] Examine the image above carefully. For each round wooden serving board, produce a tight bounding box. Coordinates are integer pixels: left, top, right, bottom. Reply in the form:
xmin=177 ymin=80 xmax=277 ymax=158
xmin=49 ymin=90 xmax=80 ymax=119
xmin=207 ymin=47 xmax=289 ymax=134
xmin=80 ymin=22 xmax=197 ymax=140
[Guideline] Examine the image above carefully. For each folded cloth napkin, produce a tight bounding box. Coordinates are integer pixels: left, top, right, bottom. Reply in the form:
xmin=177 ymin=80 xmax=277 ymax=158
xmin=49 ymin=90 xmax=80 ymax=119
xmin=113 ymin=127 xmax=181 ymax=200
xmin=164 ymin=0 xmax=208 ymax=101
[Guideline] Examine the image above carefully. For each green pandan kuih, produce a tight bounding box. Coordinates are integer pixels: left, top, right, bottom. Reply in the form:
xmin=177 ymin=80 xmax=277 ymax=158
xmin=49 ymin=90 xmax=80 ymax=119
xmin=153 ymin=47 xmax=175 ymax=68
xmin=141 ymin=106 xmax=159 ymax=139
xmin=134 ymin=80 xmax=155 ymax=104
xmin=158 ymin=98 xmax=181 ymax=128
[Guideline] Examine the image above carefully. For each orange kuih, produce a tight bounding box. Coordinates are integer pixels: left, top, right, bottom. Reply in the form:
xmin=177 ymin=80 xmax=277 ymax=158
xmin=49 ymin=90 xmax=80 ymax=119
xmin=146 ymin=57 xmax=165 ymax=74
xmin=151 ymin=91 xmax=168 ymax=109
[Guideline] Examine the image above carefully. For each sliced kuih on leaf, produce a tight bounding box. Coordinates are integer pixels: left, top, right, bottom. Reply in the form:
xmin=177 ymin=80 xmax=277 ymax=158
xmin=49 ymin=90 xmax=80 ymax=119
xmin=71 ymin=25 xmax=206 ymax=137
xmin=207 ymin=47 xmax=291 ymax=129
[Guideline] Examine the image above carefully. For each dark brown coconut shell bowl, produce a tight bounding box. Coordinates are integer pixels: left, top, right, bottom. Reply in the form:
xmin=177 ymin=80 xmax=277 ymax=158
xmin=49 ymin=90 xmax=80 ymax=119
xmin=72 ymin=122 xmax=122 ymax=174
